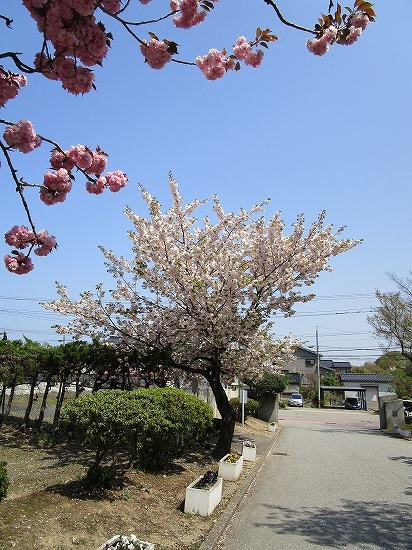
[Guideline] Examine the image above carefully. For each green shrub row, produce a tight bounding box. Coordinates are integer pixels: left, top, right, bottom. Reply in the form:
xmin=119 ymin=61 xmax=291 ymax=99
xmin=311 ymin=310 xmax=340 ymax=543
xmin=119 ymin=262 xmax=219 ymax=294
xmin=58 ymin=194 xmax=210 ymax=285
xmin=229 ymin=397 xmax=259 ymax=422
xmin=58 ymin=388 xmax=213 ymax=474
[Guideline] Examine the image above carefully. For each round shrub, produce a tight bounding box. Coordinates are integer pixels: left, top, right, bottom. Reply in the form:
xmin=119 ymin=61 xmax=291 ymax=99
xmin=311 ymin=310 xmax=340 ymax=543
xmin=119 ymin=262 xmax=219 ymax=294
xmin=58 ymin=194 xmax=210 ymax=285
xmin=229 ymin=397 xmax=259 ymax=422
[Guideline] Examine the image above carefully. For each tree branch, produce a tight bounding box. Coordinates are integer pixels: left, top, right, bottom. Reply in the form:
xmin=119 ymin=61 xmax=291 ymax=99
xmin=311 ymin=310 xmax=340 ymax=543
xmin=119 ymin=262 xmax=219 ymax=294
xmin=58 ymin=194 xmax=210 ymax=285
xmin=263 ymin=1 xmax=316 ymax=34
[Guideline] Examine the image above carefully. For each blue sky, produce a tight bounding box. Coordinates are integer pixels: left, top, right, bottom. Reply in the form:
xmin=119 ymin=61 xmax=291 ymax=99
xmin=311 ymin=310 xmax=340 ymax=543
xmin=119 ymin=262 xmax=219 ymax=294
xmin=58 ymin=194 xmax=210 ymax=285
xmin=1 ymin=1 xmax=411 ymax=365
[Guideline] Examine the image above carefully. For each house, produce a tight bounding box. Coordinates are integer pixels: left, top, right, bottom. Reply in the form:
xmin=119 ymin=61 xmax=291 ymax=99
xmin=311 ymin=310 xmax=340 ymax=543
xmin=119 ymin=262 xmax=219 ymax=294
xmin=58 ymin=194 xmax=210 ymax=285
xmin=339 ymin=373 xmax=392 ymax=410
xmin=320 ymin=360 xmax=352 ymax=376
xmin=280 ymin=346 xmax=335 ymax=399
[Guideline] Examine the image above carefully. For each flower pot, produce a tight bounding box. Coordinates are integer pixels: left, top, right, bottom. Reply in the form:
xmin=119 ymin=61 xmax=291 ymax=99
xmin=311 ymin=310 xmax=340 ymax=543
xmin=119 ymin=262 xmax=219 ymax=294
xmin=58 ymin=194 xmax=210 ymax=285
xmin=268 ymin=423 xmax=277 ymax=432
xmin=218 ymin=453 xmax=244 ymax=481
xmin=184 ymin=475 xmax=223 ymax=517
xmin=242 ymin=443 xmax=256 ymax=462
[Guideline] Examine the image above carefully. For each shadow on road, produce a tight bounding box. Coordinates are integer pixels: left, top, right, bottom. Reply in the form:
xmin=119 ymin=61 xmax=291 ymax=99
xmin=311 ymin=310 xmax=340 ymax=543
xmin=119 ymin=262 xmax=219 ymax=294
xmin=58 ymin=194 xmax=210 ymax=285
xmin=254 ymin=499 xmax=412 ymax=548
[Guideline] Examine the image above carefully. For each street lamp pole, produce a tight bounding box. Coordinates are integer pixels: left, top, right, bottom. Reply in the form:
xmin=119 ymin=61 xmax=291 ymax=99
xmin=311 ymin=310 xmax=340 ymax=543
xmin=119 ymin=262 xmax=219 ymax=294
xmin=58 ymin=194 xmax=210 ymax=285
xmin=316 ymin=326 xmax=321 ymax=408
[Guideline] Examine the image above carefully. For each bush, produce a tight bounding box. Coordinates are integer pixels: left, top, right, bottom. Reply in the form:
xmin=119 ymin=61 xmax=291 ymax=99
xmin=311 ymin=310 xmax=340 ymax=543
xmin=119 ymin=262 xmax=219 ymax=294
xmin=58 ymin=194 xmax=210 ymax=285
xmin=229 ymin=397 xmax=259 ymax=422
xmin=278 ymin=400 xmax=287 ymax=408
xmin=0 ymin=461 xmax=9 ymax=502
xmin=246 ymin=373 xmax=287 ymax=396
xmin=58 ymin=388 xmax=214 ymax=476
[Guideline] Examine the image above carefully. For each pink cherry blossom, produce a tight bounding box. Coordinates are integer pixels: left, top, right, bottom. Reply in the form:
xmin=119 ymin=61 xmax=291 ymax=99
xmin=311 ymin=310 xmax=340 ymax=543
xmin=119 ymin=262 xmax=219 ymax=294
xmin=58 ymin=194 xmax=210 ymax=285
xmin=50 ymin=149 xmax=76 ymax=171
xmin=5 ymin=225 xmax=35 ymax=249
xmin=3 ymin=120 xmax=42 ymax=153
xmin=173 ymin=0 xmax=213 ymax=29
xmin=34 ymin=53 xmax=59 ymax=81
xmin=41 ymin=168 xmax=72 ymax=205
xmin=67 ymin=144 xmax=93 ymax=170
xmin=344 ymin=26 xmax=362 ymax=45
xmin=43 ymin=168 xmax=72 ymax=192
xmin=0 ymin=67 xmax=28 ymax=107
xmin=4 ymin=252 xmax=34 ymax=274
xmin=53 ymin=57 xmax=95 ymax=95
xmin=306 ymin=26 xmax=338 ymax=56
xmin=33 ymin=229 xmax=57 ymax=256
xmin=348 ymin=12 xmax=370 ymax=30
xmin=106 ymin=170 xmax=128 ymax=192
xmin=102 ymin=0 xmax=122 ymax=13
xmin=233 ymin=37 xmax=264 ymax=68
xmin=196 ymin=49 xmax=234 ymax=80
xmin=86 ymin=177 xmax=106 ymax=194
xmin=140 ymin=39 xmax=172 ymax=70
xmin=85 ymin=151 xmax=108 ymax=175
xmin=306 ymin=35 xmax=330 ymax=56
xmin=39 ymin=187 xmax=68 ymax=205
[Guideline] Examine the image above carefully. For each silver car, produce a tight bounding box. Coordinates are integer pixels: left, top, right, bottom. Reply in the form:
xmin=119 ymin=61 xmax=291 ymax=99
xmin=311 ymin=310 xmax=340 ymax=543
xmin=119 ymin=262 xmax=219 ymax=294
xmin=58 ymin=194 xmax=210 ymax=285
xmin=289 ymin=393 xmax=304 ymax=407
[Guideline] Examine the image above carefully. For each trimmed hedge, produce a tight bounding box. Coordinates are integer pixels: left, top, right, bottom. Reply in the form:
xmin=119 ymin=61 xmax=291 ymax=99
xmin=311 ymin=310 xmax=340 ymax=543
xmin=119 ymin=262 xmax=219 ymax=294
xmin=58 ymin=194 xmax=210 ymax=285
xmin=58 ymin=388 xmax=213 ymax=475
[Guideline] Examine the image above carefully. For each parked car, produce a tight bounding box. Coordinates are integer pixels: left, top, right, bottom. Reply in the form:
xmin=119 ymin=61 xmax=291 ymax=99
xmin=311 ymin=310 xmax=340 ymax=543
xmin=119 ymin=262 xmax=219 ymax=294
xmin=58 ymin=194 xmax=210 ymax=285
xmin=344 ymin=397 xmax=361 ymax=410
xmin=289 ymin=393 xmax=303 ymax=407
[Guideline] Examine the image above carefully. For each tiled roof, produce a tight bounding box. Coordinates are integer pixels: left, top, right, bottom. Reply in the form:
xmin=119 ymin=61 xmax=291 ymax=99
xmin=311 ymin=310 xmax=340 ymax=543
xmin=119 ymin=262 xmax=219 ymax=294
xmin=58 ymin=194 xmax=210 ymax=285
xmin=340 ymin=373 xmax=390 ymax=383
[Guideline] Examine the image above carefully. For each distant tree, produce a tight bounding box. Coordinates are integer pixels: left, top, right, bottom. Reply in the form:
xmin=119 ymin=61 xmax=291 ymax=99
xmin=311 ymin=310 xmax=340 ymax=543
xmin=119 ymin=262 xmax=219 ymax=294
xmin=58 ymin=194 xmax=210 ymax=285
xmin=367 ymin=272 xmax=412 ymax=366
xmin=323 ymin=372 xmax=343 ymax=386
xmin=246 ymin=372 xmax=287 ymax=396
xmin=376 ymin=351 xmax=412 ymax=373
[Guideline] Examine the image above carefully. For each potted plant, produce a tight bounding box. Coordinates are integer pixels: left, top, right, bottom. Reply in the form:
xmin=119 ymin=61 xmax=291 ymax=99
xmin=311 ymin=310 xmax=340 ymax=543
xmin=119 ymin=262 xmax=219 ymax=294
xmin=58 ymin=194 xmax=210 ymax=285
xmin=242 ymin=440 xmax=256 ymax=462
xmin=218 ymin=451 xmax=243 ymax=481
xmin=184 ymin=470 xmax=223 ymax=517
xmin=97 ymin=534 xmax=154 ymax=550
xmin=268 ymin=421 xmax=277 ymax=432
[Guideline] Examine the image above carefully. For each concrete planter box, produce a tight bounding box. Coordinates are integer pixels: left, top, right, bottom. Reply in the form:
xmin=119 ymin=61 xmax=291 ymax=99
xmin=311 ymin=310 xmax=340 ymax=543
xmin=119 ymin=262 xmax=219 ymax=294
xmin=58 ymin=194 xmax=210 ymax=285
xmin=268 ymin=423 xmax=277 ymax=432
xmin=242 ymin=443 xmax=256 ymax=462
xmin=97 ymin=535 xmax=154 ymax=550
xmin=184 ymin=475 xmax=223 ymax=517
xmin=218 ymin=453 xmax=243 ymax=481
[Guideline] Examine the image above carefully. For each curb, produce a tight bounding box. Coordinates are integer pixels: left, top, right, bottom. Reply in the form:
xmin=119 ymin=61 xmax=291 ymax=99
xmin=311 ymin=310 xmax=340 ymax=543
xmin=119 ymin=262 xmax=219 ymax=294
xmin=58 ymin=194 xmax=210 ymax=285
xmin=199 ymin=427 xmax=282 ymax=550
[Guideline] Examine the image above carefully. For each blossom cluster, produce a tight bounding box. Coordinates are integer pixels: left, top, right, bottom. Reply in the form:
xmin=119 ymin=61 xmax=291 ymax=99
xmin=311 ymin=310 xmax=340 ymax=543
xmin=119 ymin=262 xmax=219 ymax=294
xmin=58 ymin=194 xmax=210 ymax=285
xmin=196 ymin=36 xmax=266 ymax=80
xmin=3 ymin=120 xmax=42 ymax=153
xmin=140 ymin=39 xmax=172 ymax=70
xmin=0 ymin=68 xmax=27 ymax=108
xmin=307 ymin=9 xmax=370 ymax=56
xmin=172 ymin=0 xmax=217 ymax=29
xmin=22 ymin=0 xmax=121 ymax=94
xmin=196 ymin=49 xmax=236 ymax=81
xmin=2 ymin=119 xmax=128 ymax=272
xmin=233 ymin=37 xmax=264 ymax=68
xmin=4 ymin=225 xmax=57 ymax=274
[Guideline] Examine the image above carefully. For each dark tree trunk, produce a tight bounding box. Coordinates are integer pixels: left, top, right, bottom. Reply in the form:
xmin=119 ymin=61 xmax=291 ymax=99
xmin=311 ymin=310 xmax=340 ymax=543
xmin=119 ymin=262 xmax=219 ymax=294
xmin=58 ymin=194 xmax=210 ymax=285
xmin=21 ymin=370 xmax=39 ymax=430
xmin=1 ymin=378 xmax=17 ymax=428
xmin=0 ymin=385 xmax=6 ymax=415
xmin=205 ymin=367 xmax=236 ymax=460
xmin=53 ymin=375 xmax=67 ymax=429
xmin=37 ymin=376 xmax=53 ymax=430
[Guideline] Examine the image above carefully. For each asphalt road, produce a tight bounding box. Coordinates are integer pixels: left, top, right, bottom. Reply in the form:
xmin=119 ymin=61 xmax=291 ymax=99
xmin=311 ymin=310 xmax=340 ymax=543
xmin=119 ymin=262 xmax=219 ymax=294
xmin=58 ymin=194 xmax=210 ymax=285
xmin=216 ymin=407 xmax=412 ymax=550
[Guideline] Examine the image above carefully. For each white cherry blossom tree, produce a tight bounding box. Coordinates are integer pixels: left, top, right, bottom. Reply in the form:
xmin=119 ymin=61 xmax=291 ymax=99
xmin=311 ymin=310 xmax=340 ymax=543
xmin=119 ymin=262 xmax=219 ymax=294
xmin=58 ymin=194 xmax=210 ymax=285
xmin=43 ymin=173 xmax=361 ymax=457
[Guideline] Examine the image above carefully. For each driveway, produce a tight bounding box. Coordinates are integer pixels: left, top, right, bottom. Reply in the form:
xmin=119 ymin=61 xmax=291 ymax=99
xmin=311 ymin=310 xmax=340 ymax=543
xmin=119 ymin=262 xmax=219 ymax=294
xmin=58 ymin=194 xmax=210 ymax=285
xmin=217 ymin=407 xmax=412 ymax=550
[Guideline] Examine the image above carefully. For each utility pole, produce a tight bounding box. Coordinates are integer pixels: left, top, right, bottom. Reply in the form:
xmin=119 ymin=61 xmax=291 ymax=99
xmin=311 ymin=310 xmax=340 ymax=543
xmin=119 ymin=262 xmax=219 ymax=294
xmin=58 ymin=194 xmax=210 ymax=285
xmin=316 ymin=326 xmax=321 ymax=408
